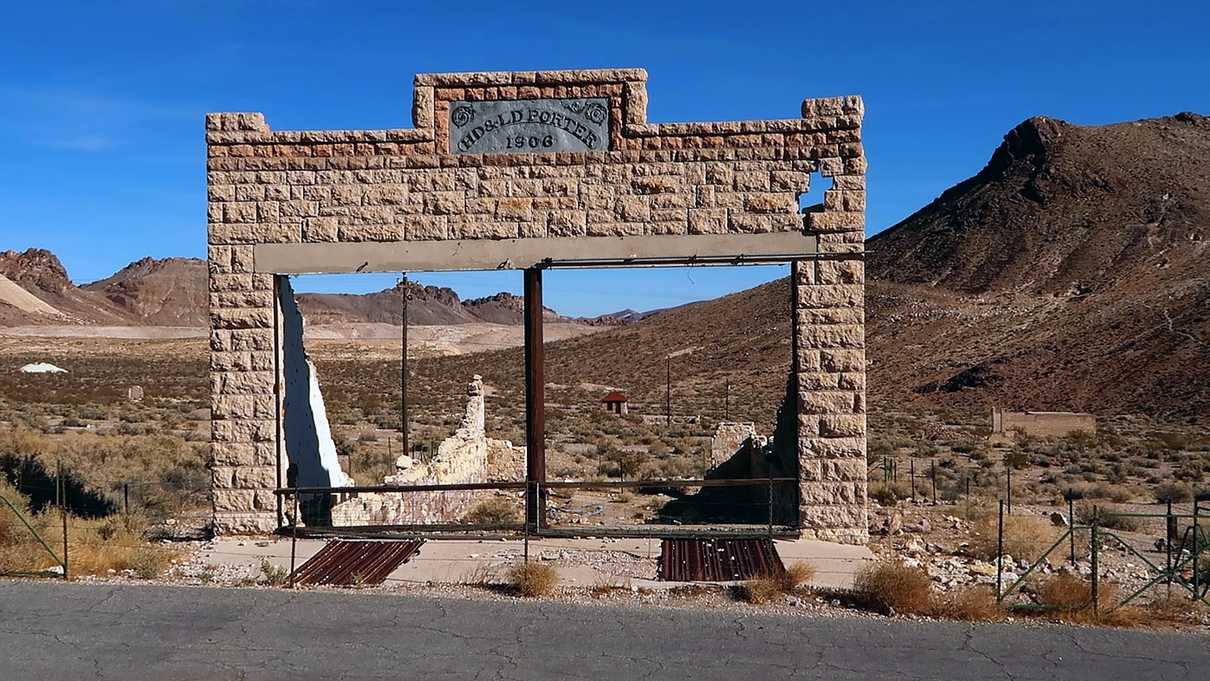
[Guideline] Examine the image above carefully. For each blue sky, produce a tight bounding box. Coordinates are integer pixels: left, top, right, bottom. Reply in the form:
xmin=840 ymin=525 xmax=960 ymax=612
xmin=1 ymin=1 xmax=1207 ymax=316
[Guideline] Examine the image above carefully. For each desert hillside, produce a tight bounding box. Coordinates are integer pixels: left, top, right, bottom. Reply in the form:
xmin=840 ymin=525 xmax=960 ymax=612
xmin=867 ymin=113 xmax=1210 ymax=418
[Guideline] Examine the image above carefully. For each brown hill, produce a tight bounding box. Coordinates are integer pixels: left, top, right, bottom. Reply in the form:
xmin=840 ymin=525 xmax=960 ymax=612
xmin=82 ymin=257 xmax=209 ymax=326
xmin=298 ymin=283 xmax=564 ymax=326
xmin=867 ymin=113 xmax=1210 ymax=418
xmin=0 ymin=249 xmax=127 ymax=325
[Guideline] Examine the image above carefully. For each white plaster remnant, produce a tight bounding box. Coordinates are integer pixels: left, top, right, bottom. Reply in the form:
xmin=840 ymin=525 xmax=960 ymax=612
xmin=330 ymin=375 xmax=524 ymax=526
xmin=278 ymin=278 xmax=351 ymax=490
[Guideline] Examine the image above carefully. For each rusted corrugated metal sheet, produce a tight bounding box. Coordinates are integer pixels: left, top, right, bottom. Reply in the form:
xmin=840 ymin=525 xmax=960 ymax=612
xmin=658 ymin=538 xmax=784 ymax=582
xmin=290 ymin=539 xmax=423 ymax=586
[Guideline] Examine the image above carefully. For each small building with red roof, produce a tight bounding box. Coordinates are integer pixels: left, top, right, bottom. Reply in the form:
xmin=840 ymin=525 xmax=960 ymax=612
xmin=601 ymin=390 xmax=628 ymax=415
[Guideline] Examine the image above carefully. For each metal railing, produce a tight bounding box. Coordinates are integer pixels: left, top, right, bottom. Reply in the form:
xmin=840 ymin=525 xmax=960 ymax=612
xmin=995 ymin=498 xmax=1210 ymax=612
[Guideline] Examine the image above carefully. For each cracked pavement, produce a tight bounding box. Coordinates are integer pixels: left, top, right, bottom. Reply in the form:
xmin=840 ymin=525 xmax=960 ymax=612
xmin=0 ymin=581 xmax=1206 ymax=680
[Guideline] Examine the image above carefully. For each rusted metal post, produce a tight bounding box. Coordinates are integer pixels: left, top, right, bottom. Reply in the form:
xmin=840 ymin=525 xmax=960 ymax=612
xmin=123 ymin=483 xmax=129 ymax=517
xmin=1194 ymin=503 xmax=1201 ymax=602
xmin=995 ymin=499 xmax=1004 ymax=601
xmin=523 ymin=268 xmax=546 ymax=529
xmin=910 ymin=458 xmax=916 ymax=501
xmin=59 ymin=464 xmax=68 ymax=580
xmin=401 ymin=273 xmax=409 ymax=456
xmin=724 ymin=380 xmax=730 ymax=421
xmin=289 ymin=486 xmax=299 ymax=589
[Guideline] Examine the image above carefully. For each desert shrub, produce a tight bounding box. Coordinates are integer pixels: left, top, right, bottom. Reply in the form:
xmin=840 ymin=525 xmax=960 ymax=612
xmin=1073 ymin=502 xmax=1141 ymax=532
xmin=1154 ymin=482 xmax=1193 ymax=503
xmin=1004 ymin=449 xmax=1031 ymax=469
xmin=870 ymin=481 xmax=912 ymax=505
xmin=257 ymin=558 xmax=290 ymax=587
xmin=738 ymin=563 xmax=816 ymax=604
xmin=852 ymin=560 xmax=932 ymax=615
xmin=462 ymin=497 xmax=521 ymax=526
xmin=506 ymin=561 xmax=559 ymax=598
xmin=929 ymin=587 xmax=1001 ymax=621
xmin=1034 ymin=572 xmax=1146 ymax=626
xmin=971 ymin=513 xmax=1058 ymax=562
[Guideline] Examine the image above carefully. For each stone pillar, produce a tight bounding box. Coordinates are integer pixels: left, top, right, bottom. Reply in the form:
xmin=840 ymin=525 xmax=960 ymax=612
xmin=795 ymin=116 xmax=868 ymax=542
xmin=207 ymin=112 xmax=283 ymax=534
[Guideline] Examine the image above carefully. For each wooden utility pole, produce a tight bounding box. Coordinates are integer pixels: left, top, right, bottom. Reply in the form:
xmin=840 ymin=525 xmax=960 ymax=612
xmin=523 ymin=268 xmax=546 ymax=528
xmin=400 ymin=273 xmax=409 ymax=456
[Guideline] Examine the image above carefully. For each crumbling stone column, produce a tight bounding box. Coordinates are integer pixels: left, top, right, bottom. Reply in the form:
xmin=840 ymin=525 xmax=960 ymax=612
xmin=794 ymin=96 xmax=868 ymax=543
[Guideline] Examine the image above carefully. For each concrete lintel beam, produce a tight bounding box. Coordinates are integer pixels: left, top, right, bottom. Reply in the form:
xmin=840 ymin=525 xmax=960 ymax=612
xmin=253 ymin=232 xmax=819 ymax=274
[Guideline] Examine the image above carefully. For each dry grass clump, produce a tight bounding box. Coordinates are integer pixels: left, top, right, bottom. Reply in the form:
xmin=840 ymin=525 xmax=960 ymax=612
xmin=462 ymin=497 xmax=521 ymax=526
xmin=505 ymin=561 xmax=560 ymax=598
xmin=971 ymin=513 xmax=1059 ymax=562
xmin=1145 ymin=594 xmax=1207 ymax=625
xmin=589 ymin=576 xmax=632 ymax=598
xmin=64 ymin=516 xmax=178 ymax=579
xmin=738 ymin=563 xmax=816 ymax=604
xmin=1032 ymin=572 xmax=1148 ymax=626
xmin=929 ymin=587 xmax=1001 ymax=621
xmin=852 ymin=560 xmax=933 ymax=615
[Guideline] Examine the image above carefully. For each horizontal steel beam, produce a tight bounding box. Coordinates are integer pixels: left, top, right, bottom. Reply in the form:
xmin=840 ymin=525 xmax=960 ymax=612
xmin=253 ymin=231 xmax=819 ymax=274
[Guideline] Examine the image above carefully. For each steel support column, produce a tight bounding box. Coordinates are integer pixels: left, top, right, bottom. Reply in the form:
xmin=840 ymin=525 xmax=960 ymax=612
xmin=524 ymin=267 xmax=546 ymax=528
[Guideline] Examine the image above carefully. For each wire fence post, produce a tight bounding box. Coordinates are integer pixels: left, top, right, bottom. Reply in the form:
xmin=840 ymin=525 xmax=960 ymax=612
xmin=1194 ymin=503 xmax=1201 ymax=602
xmin=910 ymin=458 xmax=916 ymax=502
xmin=930 ymin=459 xmax=937 ymax=505
xmin=996 ymin=499 xmax=1004 ymax=602
xmin=289 ymin=486 xmax=299 ymax=589
xmin=1165 ymin=499 xmax=1174 ymax=597
xmin=1006 ymin=464 xmax=1012 ymax=515
xmin=59 ymin=463 xmax=68 ymax=581
xmin=123 ymin=483 xmax=130 ymax=518
xmin=1090 ymin=509 xmax=1100 ymax=614
xmin=1067 ymin=491 xmax=1076 ymax=566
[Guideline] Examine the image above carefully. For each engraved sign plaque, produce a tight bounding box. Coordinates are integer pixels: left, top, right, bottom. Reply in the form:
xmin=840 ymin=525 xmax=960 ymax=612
xmin=449 ymin=98 xmax=610 ymax=155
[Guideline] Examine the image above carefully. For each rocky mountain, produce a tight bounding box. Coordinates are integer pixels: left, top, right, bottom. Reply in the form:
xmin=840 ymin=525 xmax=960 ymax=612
xmin=866 ymin=113 xmax=1210 ymax=418
xmin=0 ymin=249 xmax=128 ymax=325
xmin=82 ymin=257 xmax=209 ymax=326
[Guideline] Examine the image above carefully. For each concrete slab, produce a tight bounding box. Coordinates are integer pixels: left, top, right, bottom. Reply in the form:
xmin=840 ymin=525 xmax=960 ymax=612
xmin=199 ymin=535 xmax=873 ymax=591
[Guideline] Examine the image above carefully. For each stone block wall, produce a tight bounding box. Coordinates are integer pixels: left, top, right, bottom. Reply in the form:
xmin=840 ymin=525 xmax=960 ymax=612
xmin=207 ymin=68 xmax=867 ymax=542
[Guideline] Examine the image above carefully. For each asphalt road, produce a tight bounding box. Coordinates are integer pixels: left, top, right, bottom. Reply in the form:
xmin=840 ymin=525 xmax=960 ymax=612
xmin=0 ymin=581 xmax=1206 ymax=680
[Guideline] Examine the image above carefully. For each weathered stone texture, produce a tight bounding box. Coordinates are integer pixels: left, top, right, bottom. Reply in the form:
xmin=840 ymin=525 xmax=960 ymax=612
xmin=330 ymin=376 xmax=524 ymax=526
xmin=207 ymin=68 xmax=866 ymax=542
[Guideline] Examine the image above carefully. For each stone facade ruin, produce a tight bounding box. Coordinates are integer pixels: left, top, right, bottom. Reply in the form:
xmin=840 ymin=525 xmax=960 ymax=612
xmin=330 ymin=376 xmax=523 ymax=527
xmin=206 ymin=68 xmax=868 ymax=543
